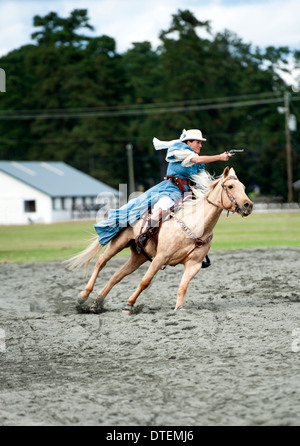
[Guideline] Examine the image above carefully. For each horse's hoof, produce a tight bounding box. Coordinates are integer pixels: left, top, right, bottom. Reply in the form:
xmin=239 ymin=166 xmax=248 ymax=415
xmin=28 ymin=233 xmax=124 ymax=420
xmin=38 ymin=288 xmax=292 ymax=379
xmin=202 ymin=255 xmax=211 ymax=269
xmin=77 ymin=293 xmax=86 ymax=305
xmin=122 ymin=304 xmax=133 ymax=315
xmin=175 ymin=305 xmax=185 ymax=311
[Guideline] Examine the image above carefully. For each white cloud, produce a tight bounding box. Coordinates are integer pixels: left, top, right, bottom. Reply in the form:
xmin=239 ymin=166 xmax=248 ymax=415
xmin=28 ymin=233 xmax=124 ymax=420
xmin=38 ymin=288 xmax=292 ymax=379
xmin=0 ymin=0 xmax=299 ymax=58
xmin=199 ymin=0 xmax=300 ymax=49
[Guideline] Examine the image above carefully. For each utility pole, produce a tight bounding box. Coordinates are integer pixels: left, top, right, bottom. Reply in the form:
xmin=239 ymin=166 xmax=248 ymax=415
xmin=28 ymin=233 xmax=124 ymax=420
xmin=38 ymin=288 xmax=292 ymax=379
xmin=0 ymin=68 xmax=5 ymax=92
xmin=284 ymin=92 xmax=293 ymax=203
xmin=126 ymin=143 xmax=135 ymax=197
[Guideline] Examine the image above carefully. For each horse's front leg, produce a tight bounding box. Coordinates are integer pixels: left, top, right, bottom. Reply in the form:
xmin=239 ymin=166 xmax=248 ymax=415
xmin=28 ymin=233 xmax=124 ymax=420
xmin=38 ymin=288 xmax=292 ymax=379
xmin=174 ymin=259 xmax=203 ymax=311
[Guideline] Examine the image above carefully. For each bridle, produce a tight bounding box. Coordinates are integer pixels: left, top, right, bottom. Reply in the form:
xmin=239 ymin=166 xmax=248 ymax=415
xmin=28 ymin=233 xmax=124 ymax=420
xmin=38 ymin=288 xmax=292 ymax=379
xmin=207 ymin=175 xmax=243 ymax=215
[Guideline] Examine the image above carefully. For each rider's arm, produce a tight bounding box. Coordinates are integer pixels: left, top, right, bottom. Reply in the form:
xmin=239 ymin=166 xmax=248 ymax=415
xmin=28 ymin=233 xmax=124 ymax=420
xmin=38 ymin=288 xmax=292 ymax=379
xmin=190 ymin=152 xmax=232 ymax=164
xmin=166 ymin=143 xmax=232 ymax=167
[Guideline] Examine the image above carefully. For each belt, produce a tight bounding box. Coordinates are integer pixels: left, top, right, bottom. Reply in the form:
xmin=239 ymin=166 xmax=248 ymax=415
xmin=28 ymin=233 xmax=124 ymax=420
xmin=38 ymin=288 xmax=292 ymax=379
xmin=164 ymin=175 xmax=191 ymax=194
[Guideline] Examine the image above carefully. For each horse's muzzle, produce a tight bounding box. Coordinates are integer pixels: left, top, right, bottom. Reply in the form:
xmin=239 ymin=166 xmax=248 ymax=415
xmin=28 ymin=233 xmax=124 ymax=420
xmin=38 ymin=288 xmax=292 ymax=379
xmin=241 ymin=200 xmax=253 ymax=217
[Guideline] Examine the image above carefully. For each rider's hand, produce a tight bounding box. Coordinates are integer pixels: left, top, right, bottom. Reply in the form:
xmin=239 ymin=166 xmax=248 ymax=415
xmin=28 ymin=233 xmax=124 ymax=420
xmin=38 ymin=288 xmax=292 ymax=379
xmin=219 ymin=151 xmax=233 ymax=161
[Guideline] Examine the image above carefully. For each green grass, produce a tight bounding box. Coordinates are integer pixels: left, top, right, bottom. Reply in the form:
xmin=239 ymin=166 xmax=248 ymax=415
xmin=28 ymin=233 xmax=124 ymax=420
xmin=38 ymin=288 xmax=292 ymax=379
xmin=211 ymin=212 xmax=300 ymax=250
xmin=0 ymin=213 xmax=299 ymax=263
xmin=0 ymin=221 xmax=101 ymax=263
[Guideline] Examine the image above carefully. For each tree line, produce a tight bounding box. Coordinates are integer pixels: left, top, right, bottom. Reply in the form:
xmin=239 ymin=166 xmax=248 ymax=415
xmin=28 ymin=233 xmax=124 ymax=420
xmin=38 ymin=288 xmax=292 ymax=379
xmin=0 ymin=8 xmax=299 ymax=200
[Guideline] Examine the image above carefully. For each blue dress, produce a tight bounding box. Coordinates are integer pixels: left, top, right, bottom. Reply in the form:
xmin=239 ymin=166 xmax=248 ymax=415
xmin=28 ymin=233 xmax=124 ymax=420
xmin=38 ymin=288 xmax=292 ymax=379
xmin=94 ymin=142 xmax=205 ymax=246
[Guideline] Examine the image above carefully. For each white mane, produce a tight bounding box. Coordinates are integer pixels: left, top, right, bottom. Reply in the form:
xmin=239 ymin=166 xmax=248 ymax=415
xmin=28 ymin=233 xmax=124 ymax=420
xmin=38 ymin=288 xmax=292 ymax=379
xmin=191 ymin=170 xmax=220 ymax=198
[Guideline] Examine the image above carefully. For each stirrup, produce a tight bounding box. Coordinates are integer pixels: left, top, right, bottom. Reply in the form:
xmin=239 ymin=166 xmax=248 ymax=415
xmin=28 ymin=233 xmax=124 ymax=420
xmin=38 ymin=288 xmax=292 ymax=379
xmin=202 ymin=255 xmax=211 ymax=269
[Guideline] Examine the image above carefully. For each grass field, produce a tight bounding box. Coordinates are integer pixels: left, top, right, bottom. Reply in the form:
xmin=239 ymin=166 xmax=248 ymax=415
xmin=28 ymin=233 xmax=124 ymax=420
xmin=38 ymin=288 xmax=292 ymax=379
xmin=0 ymin=212 xmax=299 ymax=263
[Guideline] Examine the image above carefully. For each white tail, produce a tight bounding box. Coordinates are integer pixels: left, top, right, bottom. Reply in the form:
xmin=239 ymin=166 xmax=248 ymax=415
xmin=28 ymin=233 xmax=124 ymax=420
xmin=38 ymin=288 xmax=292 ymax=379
xmin=64 ymin=237 xmax=103 ymax=273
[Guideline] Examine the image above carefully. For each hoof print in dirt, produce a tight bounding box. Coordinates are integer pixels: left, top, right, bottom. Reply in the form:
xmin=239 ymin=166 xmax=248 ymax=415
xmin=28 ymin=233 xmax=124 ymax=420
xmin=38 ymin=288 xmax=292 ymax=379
xmin=75 ymin=303 xmax=91 ymax=314
xmin=89 ymin=298 xmax=105 ymax=314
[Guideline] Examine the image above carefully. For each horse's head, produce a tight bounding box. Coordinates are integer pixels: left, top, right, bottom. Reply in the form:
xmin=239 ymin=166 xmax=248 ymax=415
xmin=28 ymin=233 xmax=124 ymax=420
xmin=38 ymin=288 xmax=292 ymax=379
xmin=215 ymin=167 xmax=253 ymax=217
xmin=220 ymin=167 xmax=253 ymax=216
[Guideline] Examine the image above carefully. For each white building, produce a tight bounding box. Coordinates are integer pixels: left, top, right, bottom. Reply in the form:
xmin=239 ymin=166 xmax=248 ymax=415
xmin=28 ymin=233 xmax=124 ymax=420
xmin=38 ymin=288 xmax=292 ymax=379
xmin=0 ymin=161 xmax=120 ymax=225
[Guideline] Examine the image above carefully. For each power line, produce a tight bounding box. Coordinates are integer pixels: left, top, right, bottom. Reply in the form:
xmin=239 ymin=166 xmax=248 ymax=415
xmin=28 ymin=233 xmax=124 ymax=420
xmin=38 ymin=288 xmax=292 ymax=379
xmin=0 ymin=92 xmax=298 ymax=120
xmin=0 ymin=92 xmax=282 ymax=113
xmin=0 ymin=128 xmax=293 ymax=145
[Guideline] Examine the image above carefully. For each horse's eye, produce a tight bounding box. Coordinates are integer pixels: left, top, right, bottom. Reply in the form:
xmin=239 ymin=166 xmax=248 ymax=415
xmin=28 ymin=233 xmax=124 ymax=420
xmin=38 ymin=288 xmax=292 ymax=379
xmin=228 ymin=185 xmax=233 ymax=189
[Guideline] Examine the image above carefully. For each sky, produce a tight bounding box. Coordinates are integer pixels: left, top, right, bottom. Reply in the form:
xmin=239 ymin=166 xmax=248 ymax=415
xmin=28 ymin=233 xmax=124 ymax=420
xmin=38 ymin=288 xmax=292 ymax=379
xmin=0 ymin=0 xmax=299 ymax=88
xmin=0 ymin=0 xmax=299 ymax=57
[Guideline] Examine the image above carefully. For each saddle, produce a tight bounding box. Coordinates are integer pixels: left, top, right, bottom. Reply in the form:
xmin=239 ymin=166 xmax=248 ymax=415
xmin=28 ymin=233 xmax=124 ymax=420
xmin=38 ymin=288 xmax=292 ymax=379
xmin=135 ymin=192 xmax=193 ymax=251
xmin=133 ymin=192 xmax=211 ymax=268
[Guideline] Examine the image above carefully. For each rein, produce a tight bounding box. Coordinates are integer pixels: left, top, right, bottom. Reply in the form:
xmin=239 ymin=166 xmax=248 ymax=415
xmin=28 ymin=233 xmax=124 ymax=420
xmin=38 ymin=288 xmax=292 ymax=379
xmin=207 ymin=175 xmax=241 ymax=215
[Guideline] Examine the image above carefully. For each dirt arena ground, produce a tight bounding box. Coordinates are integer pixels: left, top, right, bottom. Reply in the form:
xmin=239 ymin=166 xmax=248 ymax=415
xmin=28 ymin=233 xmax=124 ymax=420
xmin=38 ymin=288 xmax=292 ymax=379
xmin=1 ymin=247 xmax=300 ymax=426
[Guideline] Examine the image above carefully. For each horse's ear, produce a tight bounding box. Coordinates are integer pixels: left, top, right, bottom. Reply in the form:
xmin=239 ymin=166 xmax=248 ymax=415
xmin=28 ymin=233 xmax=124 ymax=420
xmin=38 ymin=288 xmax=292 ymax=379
xmin=223 ymin=166 xmax=230 ymax=178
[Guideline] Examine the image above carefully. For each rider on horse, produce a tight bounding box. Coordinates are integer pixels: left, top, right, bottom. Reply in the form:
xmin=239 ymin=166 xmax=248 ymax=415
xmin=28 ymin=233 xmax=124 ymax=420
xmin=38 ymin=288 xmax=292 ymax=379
xmin=94 ymin=129 xmax=232 ymax=253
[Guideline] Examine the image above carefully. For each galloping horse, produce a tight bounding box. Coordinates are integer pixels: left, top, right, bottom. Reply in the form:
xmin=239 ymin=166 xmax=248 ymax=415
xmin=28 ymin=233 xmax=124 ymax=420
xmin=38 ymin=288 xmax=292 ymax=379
xmin=66 ymin=167 xmax=253 ymax=313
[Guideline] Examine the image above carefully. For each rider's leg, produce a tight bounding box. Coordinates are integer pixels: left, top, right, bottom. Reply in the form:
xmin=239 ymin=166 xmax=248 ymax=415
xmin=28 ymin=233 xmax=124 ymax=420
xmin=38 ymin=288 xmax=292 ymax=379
xmin=137 ymin=196 xmax=175 ymax=247
xmin=151 ymin=196 xmax=175 ymax=222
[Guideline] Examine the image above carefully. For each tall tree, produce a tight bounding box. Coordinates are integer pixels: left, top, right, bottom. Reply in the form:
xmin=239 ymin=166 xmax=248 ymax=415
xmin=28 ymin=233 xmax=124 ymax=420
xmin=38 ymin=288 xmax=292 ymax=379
xmin=0 ymin=8 xmax=299 ymax=198
xmin=31 ymin=9 xmax=94 ymax=48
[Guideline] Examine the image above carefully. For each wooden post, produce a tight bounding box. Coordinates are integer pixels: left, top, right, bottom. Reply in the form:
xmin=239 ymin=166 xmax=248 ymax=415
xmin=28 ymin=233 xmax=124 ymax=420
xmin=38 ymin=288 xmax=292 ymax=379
xmin=126 ymin=143 xmax=135 ymax=197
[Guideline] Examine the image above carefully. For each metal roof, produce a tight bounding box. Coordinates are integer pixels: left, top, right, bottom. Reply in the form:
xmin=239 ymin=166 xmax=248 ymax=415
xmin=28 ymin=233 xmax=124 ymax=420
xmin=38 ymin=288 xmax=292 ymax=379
xmin=0 ymin=161 xmax=119 ymax=197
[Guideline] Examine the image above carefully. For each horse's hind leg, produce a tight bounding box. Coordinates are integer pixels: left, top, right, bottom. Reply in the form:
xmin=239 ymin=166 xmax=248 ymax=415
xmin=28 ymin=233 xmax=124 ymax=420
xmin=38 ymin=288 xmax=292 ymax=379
xmin=78 ymin=255 xmax=104 ymax=304
xmin=122 ymin=254 xmax=166 ymax=314
xmin=78 ymin=232 xmax=132 ymax=304
xmin=90 ymin=247 xmax=148 ymax=312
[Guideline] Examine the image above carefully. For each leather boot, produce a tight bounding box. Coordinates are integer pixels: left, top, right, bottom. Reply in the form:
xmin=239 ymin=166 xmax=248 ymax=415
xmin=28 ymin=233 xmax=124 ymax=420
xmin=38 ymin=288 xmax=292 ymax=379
xmin=137 ymin=218 xmax=159 ymax=248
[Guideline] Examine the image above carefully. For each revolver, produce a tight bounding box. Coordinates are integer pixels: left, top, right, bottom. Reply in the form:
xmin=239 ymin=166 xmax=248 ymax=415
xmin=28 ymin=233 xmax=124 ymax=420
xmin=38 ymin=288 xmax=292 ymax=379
xmin=227 ymin=149 xmax=244 ymax=156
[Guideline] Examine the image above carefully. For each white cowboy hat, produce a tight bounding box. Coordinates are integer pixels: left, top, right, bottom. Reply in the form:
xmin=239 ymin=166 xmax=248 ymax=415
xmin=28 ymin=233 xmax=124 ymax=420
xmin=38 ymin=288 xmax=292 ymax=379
xmin=153 ymin=128 xmax=207 ymax=150
xmin=180 ymin=129 xmax=206 ymax=142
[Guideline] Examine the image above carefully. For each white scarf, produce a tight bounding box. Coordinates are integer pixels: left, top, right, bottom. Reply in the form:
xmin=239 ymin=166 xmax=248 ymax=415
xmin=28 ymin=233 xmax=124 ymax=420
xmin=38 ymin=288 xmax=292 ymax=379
xmin=153 ymin=129 xmax=187 ymax=151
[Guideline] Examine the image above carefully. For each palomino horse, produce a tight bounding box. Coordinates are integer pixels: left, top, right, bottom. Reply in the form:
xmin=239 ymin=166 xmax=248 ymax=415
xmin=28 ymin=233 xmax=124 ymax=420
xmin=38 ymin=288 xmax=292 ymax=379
xmin=66 ymin=167 xmax=253 ymax=313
